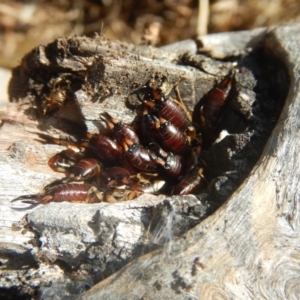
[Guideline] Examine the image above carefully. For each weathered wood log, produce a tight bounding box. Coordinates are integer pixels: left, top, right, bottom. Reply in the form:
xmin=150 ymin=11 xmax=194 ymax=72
xmin=1 ymin=35 xmax=233 ymax=299
xmin=0 ymin=24 xmax=294 ymax=299
xmin=78 ymin=25 xmax=300 ymax=299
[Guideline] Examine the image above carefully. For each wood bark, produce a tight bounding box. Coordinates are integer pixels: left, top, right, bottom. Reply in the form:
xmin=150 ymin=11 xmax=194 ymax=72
xmin=0 ymin=24 xmax=296 ymax=299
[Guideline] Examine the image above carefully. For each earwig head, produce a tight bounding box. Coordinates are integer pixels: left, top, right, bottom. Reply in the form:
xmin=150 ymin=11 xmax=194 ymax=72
xmin=150 ymin=89 xmax=162 ymax=101
xmin=136 ymin=86 xmax=165 ymax=103
xmin=125 ymin=142 xmax=138 ymax=153
xmin=143 ymin=100 xmax=155 ymax=109
xmin=142 ymin=114 xmax=156 ymax=129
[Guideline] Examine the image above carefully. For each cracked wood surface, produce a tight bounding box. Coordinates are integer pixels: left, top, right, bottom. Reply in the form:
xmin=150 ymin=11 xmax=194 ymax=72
xmin=0 ymin=25 xmax=298 ymax=299
xmin=79 ymin=25 xmax=300 ymax=300
xmin=1 ymin=34 xmax=216 ymax=298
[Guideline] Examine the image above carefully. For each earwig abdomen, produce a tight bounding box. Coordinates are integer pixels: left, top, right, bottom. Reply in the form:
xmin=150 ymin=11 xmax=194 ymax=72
xmin=72 ymin=158 xmax=102 ymax=180
xmin=100 ymin=112 xmax=139 ymax=145
xmin=149 ymin=143 xmax=184 ymax=177
xmin=151 ymin=97 xmax=193 ymax=132
xmin=125 ymin=143 xmax=159 ymax=172
xmin=157 ymin=120 xmax=190 ymax=154
xmin=43 ymin=182 xmax=93 ymax=203
xmin=89 ymin=134 xmax=122 ymax=162
xmin=140 ymin=113 xmax=159 ymax=145
xmin=140 ymin=87 xmax=193 ymax=132
xmin=202 ymin=75 xmax=233 ymax=127
xmin=113 ymin=122 xmax=140 ymax=145
xmin=48 ymin=152 xmax=75 ymax=173
xmin=173 ymin=168 xmax=205 ymax=195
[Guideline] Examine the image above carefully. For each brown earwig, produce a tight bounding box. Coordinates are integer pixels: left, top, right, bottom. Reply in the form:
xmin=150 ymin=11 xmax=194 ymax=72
xmin=11 ymin=182 xmax=102 ymax=208
xmin=48 ymin=150 xmax=102 ymax=182
xmin=173 ymin=167 xmax=205 ymax=195
xmin=149 ymin=142 xmax=184 ymax=177
xmin=142 ymin=88 xmax=194 ymax=132
xmin=48 ymin=148 xmax=83 ymax=173
xmin=88 ymin=134 xmax=122 ymax=162
xmin=71 ymin=158 xmax=102 ymax=180
xmin=200 ymin=73 xmax=234 ymax=130
xmin=42 ymin=76 xmax=71 ymax=115
xmin=99 ymin=112 xmax=139 ymax=145
xmin=122 ymin=140 xmax=162 ymax=173
xmin=147 ymin=115 xmax=191 ymax=155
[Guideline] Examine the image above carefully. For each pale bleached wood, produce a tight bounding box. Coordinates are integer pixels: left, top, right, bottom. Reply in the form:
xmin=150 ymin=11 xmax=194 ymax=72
xmin=0 ymin=37 xmax=219 ymax=297
xmin=79 ymin=24 xmax=300 ymax=300
xmin=0 ymin=26 xmax=292 ymax=299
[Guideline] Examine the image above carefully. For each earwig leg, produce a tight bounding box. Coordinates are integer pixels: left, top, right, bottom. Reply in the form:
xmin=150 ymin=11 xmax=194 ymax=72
xmin=134 ymin=172 xmax=159 ymax=184
xmin=37 ymin=133 xmax=79 ymax=148
xmin=86 ymin=186 xmax=104 ymax=203
xmin=105 ymin=194 xmax=118 ymax=203
xmin=174 ymin=84 xmax=185 ymax=107
xmin=127 ymin=191 xmax=141 ymax=200
xmin=104 ymin=188 xmax=135 ymax=203
xmin=173 ymin=84 xmax=193 ymax=122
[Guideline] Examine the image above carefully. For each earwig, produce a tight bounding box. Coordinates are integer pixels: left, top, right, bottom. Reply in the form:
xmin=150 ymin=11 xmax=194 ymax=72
xmin=200 ymin=73 xmax=234 ymax=130
xmin=142 ymin=88 xmax=194 ymax=132
xmin=122 ymin=141 xmax=161 ymax=173
xmin=11 ymin=182 xmax=101 ymax=207
xmin=12 ymin=72 xmax=236 ymax=206
xmin=48 ymin=148 xmax=83 ymax=173
xmin=173 ymin=167 xmax=205 ymax=195
xmin=42 ymin=87 xmax=68 ymax=115
xmin=100 ymin=112 xmax=139 ymax=145
xmin=71 ymin=158 xmax=102 ymax=180
xmin=88 ymin=134 xmax=122 ymax=162
xmin=149 ymin=143 xmax=184 ymax=177
xmin=148 ymin=115 xmax=191 ymax=155
xmin=41 ymin=76 xmax=72 ymax=115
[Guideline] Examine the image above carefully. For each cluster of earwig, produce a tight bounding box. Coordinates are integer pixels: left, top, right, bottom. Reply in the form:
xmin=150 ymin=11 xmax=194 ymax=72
xmin=12 ymin=71 xmax=234 ymax=208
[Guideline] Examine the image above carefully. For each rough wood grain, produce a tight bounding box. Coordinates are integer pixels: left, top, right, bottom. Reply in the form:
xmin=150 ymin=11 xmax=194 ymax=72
xmin=1 ymin=35 xmax=229 ymax=299
xmin=0 ymin=25 xmax=294 ymax=299
xmin=79 ymin=24 xmax=300 ymax=300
